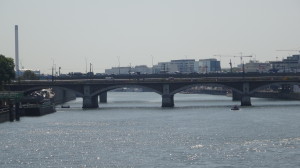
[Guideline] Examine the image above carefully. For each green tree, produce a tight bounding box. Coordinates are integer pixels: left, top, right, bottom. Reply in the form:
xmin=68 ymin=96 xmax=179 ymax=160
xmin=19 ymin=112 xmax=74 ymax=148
xmin=21 ymin=70 xmax=39 ymax=80
xmin=0 ymin=54 xmax=15 ymax=90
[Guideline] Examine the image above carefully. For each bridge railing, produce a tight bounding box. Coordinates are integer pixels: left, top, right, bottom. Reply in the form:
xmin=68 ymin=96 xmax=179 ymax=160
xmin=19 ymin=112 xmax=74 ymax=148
xmin=50 ymin=72 xmax=300 ymax=80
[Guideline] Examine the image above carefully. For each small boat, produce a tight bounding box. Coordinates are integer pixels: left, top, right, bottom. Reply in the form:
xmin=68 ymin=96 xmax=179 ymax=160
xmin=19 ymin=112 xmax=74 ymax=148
xmin=231 ymin=105 xmax=239 ymax=110
xmin=61 ymin=105 xmax=70 ymax=108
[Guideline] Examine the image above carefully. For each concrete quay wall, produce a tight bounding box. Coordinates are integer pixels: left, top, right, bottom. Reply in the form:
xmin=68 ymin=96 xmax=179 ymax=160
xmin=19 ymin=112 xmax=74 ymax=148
xmin=0 ymin=109 xmax=9 ymax=123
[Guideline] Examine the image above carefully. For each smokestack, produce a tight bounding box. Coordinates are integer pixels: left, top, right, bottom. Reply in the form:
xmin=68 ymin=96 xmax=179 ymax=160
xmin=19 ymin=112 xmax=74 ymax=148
xmin=15 ymin=25 xmax=19 ymax=77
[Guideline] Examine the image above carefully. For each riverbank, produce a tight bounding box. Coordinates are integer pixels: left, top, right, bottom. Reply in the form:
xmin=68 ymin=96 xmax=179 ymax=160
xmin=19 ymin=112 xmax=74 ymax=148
xmin=0 ymin=88 xmax=76 ymax=123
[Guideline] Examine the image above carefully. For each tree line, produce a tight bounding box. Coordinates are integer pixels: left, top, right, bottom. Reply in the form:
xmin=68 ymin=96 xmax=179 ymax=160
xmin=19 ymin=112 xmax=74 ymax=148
xmin=0 ymin=54 xmax=38 ymax=91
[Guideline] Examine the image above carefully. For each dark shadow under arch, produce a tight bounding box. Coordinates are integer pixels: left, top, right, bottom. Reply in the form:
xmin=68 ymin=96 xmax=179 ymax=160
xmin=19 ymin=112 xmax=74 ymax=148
xmin=170 ymin=83 xmax=242 ymax=95
xmin=91 ymin=84 xmax=162 ymax=97
xmin=250 ymin=82 xmax=300 ymax=94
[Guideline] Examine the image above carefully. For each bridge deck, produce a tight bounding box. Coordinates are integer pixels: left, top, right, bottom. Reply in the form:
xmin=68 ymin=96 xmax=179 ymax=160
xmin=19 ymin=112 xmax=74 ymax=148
xmin=10 ymin=76 xmax=300 ymax=85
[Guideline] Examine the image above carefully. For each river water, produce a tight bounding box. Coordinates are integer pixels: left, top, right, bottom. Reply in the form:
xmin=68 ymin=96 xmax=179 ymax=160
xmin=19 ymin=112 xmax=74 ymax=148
xmin=1 ymin=92 xmax=300 ymax=168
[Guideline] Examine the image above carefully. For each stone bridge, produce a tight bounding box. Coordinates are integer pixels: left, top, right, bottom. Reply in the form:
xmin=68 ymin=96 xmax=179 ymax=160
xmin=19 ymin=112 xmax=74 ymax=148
xmin=5 ymin=76 xmax=300 ymax=108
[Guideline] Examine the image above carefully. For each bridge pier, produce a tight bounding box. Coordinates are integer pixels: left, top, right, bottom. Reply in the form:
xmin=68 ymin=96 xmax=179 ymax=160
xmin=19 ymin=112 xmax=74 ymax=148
xmin=82 ymin=96 xmax=99 ymax=108
xmin=82 ymin=85 xmax=98 ymax=108
xmin=162 ymin=95 xmax=174 ymax=107
xmin=241 ymin=95 xmax=251 ymax=106
xmin=241 ymin=82 xmax=251 ymax=106
xmin=162 ymin=84 xmax=174 ymax=107
xmin=99 ymin=92 xmax=107 ymax=103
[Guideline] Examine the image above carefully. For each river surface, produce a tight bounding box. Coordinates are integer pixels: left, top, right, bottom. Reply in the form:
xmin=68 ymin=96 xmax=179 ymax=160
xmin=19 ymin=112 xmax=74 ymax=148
xmin=1 ymin=92 xmax=300 ymax=168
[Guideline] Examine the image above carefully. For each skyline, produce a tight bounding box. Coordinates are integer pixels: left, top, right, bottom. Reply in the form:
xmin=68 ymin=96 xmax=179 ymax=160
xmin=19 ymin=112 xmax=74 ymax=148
xmin=1 ymin=0 xmax=300 ymax=74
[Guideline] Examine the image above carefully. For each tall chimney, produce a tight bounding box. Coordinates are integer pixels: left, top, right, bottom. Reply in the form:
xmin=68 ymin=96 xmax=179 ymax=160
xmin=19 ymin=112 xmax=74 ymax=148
xmin=15 ymin=25 xmax=19 ymax=77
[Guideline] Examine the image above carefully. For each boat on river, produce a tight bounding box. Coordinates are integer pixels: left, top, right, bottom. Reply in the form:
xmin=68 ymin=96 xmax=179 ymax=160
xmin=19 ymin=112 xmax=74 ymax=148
xmin=231 ymin=105 xmax=239 ymax=111
xmin=21 ymin=89 xmax=56 ymax=116
xmin=61 ymin=105 xmax=70 ymax=108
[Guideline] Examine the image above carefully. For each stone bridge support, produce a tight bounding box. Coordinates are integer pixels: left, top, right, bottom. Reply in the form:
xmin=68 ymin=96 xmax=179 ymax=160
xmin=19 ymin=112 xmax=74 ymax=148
xmin=241 ymin=82 xmax=251 ymax=106
xmin=99 ymin=92 xmax=107 ymax=103
xmin=82 ymin=85 xmax=99 ymax=108
xmin=162 ymin=84 xmax=174 ymax=107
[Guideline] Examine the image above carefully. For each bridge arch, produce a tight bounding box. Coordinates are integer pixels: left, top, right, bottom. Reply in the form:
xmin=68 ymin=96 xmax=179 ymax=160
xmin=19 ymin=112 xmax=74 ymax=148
xmin=170 ymin=83 xmax=242 ymax=95
xmin=249 ymin=81 xmax=300 ymax=94
xmin=90 ymin=84 xmax=162 ymax=97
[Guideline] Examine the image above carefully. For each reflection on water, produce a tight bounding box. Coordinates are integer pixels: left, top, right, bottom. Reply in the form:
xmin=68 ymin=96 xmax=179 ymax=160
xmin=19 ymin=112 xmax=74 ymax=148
xmin=1 ymin=92 xmax=300 ymax=168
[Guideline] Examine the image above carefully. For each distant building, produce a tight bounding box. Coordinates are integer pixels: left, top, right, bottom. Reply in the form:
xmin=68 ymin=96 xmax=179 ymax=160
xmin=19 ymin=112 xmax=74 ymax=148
xmin=152 ymin=65 xmax=160 ymax=74
xmin=197 ymin=59 xmax=221 ymax=73
xmin=153 ymin=59 xmax=219 ymax=74
xmin=105 ymin=67 xmax=131 ymax=75
xmin=244 ymin=60 xmax=271 ymax=73
xmin=269 ymin=54 xmax=300 ymax=72
xmin=133 ymin=65 xmax=151 ymax=74
xmin=170 ymin=59 xmax=195 ymax=74
xmin=155 ymin=62 xmax=178 ymax=74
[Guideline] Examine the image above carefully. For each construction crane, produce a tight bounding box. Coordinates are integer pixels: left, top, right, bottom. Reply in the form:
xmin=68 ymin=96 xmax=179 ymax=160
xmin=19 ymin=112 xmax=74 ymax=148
xmin=214 ymin=53 xmax=252 ymax=72
xmin=214 ymin=55 xmax=234 ymax=73
xmin=233 ymin=53 xmax=253 ymax=65
xmin=276 ymin=49 xmax=300 ymax=54
xmin=214 ymin=53 xmax=252 ymax=64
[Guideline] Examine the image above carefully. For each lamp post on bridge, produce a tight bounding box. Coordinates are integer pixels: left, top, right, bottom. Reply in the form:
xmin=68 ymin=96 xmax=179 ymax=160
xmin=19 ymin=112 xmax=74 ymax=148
xmin=89 ymin=63 xmax=93 ymax=79
xmin=51 ymin=58 xmax=55 ymax=82
xmin=51 ymin=66 xmax=54 ymax=82
xmin=117 ymin=56 xmax=120 ymax=75
xmin=242 ymin=61 xmax=245 ymax=78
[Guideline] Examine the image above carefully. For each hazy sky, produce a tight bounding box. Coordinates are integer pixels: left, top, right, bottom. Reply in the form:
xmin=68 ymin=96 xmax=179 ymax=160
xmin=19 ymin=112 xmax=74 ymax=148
xmin=1 ymin=0 xmax=300 ymax=74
